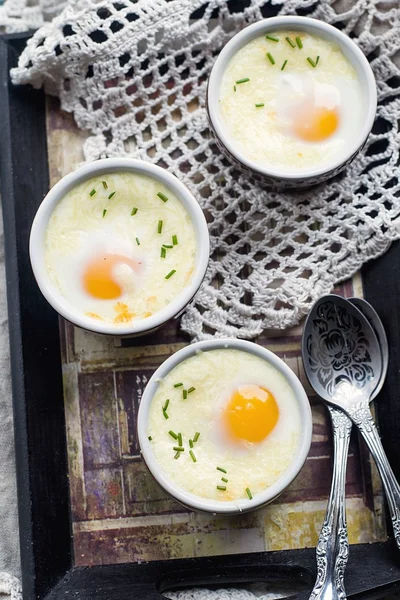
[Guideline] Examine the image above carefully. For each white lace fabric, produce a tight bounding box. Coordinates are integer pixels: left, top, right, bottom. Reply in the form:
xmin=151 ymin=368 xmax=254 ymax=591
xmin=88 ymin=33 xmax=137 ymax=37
xmin=9 ymin=0 xmax=400 ymax=341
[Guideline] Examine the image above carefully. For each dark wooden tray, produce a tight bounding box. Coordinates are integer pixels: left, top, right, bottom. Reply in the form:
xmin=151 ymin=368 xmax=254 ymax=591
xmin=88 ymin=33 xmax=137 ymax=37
xmin=2 ymin=32 xmax=400 ymax=600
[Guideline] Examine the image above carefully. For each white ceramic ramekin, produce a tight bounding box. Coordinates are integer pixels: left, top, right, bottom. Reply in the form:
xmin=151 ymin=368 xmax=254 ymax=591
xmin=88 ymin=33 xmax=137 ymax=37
xmin=207 ymin=16 xmax=377 ymax=187
xmin=29 ymin=158 xmax=210 ymax=336
xmin=137 ymin=339 xmax=312 ymax=515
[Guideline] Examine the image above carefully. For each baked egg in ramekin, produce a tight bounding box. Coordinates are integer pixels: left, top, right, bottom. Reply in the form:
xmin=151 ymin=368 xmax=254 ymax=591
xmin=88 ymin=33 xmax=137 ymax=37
xmin=207 ymin=16 xmax=377 ymax=187
xmin=29 ymin=158 xmax=210 ymax=336
xmin=138 ymin=339 xmax=312 ymax=514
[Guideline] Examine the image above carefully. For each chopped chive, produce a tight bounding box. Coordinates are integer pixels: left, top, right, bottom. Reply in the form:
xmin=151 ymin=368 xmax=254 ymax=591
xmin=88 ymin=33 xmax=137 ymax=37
xmin=173 ymin=446 xmax=184 ymax=452
xmin=102 ymin=209 xmax=107 ymax=218
xmin=177 ymin=433 xmax=182 ymax=447
xmin=136 ymin=237 xmax=140 ymax=246
xmin=255 ymin=103 xmax=264 ymax=108
xmin=296 ymin=36 xmax=303 ymax=49
xmin=188 ymin=386 xmax=196 ymax=394
xmin=148 ymin=436 xmax=152 ymax=441
xmin=102 ymin=180 xmax=108 ymax=189
xmin=234 ymin=85 xmax=236 ymax=92
xmin=281 ymin=59 xmax=288 ymax=71
xmin=161 ymin=247 xmax=166 ymax=258
xmin=169 ymin=430 xmax=178 ymax=440
xmin=89 ymin=189 xmax=96 ymax=197
xmin=172 ymin=234 xmax=178 ymax=245
xmin=193 ymin=432 xmax=200 ymax=443
xmin=162 ymin=409 xmax=169 ymax=420
xmin=163 ymin=244 xmax=173 ymax=249
xmin=183 ymin=389 xmax=188 ymax=400
xmin=266 ymin=52 xmax=275 ymax=65
xmin=217 ymin=486 xmax=226 ymax=491
xmin=246 ymin=487 xmax=253 ymax=500
xmin=189 ymin=439 xmax=194 ymax=448
xmin=307 ymin=57 xmax=316 ymax=68
xmin=108 ymin=191 xmax=116 ymax=199
xmin=316 ymin=55 xmax=320 ymax=65
xmin=217 ymin=467 xmax=227 ymax=473
xmin=163 ymin=399 xmax=170 ymax=411
xmin=158 ymin=220 xmax=163 ymax=234
xmin=174 ymin=382 xmax=183 ymax=388
xmin=286 ymin=36 xmax=296 ymax=48
xmin=221 ymin=477 xmax=228 ymax=483
xmin=165 ymin=269 xmax=176 ymax=279
xmin=265 ymin=34 xmax=279 ymax=42
xmin=236 ymin=78 xmax=250 ymax=84
xmin=157 ymin=191 xmax=168 ymax=202
xmin=131 ymin=206 xmax=138 ymax=216
xmin=189 ymin=450 xmax=197 ymax=463
xmin=174 ymin=451 xmax=180 ymax=459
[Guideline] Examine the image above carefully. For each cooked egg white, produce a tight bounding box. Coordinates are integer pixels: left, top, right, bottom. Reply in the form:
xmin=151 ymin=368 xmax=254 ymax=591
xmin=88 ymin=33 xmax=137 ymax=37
xmin=44 ymin=172 xmax=197 ymax=325
xmin=219 ymin=30 xmax=364 ymax=172
xmin=147 ymin=349 xmax=301 ymax=502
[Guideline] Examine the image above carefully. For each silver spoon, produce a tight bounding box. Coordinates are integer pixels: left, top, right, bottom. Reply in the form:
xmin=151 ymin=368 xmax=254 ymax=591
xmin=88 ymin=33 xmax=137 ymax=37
xmin=302 ymin=295 xmax=395 ymax=600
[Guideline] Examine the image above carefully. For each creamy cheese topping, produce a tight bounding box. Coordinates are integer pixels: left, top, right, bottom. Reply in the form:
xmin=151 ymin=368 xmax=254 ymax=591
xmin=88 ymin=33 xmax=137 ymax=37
xmin=44 ymin=172 xmax=196 ymax=324
xmin=219 ymin=30 xmax=364 ymax=172
xmin=147 ymin=349 xmax=301 ymax=502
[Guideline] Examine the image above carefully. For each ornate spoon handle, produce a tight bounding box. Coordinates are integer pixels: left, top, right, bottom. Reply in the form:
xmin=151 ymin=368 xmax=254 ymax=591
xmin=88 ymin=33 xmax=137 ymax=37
xmin=309 ymin=406 xmax=352 ymax=600
xmin=349 ymin=401 xmax=400 ymax=548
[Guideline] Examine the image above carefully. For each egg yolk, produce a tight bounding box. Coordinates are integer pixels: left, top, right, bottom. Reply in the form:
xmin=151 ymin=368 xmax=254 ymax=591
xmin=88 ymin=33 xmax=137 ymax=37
xmin=223 ymin=385 xmax=279 ymax=444
xmin=83 ymin=254 xmax=138 ymax=300
xmin=294 ymin=107 xmax=339 ymax=142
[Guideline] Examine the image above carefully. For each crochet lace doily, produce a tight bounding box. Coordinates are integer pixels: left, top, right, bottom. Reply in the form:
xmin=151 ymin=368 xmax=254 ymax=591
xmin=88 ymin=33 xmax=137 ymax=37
xmin=10 ymin=0 xmax=400 ymax=341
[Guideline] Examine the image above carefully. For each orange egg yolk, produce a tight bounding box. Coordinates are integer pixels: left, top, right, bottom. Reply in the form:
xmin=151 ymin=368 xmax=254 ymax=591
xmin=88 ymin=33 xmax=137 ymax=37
xmin=83 ymin=254 xmax=138 ymax=300
xmin=223 ymin=385 xmax=279 ymax=444
xmin=294 ymin=107 xmax=339 ymax=142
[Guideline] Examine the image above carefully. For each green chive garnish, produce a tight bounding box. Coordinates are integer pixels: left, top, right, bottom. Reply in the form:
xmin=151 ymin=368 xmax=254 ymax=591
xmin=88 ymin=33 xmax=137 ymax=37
xmin=234 ymin=85 xmax=236 ymax=92
xmin=221 ymin=477 xmax=228 ymax=483
xmin=193 ymin=432 xmax=200 ymax=443
xmin=163 ymin=410 xmax=169 ymax=420
xmin=174 ymin=382 xmax=183 ymax=388
xmin=131 ymin=207 xmax=138 ymax=216
xmin=266 ymin=52 xmax=275 ymax=65
xmin=163 ymin=244 xmax=173 ymax=249
xmin=307 ymin=57 xmax=316 ymax=68
xmin=158 ymin=220 xmax=163 ymax=234
xmin=246 ymin=487 xmax=253 ymax=500
xmin=177 ymin=433 xmax=182 ymax=447
xmin=217 ymin=486 xmax=226 ymax=491
xmin=281 ymin=59 xmax=288 ymax=71
xmin=189 ymin=450 xmax=197 ymax=463
xmin=286 ymin=36 xmax=295 ymax=48
xmin=163 ymin=399 xmax=170 ymax=411
xmin=157 ymin=191 xmax=168 ymax=202
xmin=188 ymin=386 xmax=196 ymax=394
xmin=148 ymin=436 xmax=152 ymax=441
xmin=161 ymin=247 xmax=166 ymax=259
xmin=172 ymin=235 xmax=178 ymax=245
xmin=102 ymin=209 xmax=107 ymax=218
xmin=316 ymin=55 xmax=320 ymax=65
xmin=108 ymin=191 xmax=116 ymax=199
xmin=255 ymin=103 xmax=264 ymax=108
xmin=136 ymin=237 xmax=140 ymax=246
xmin=169 ymin=430 xmax=178 ymax=440
xmin=189 ymin=439 xmax=194 ymax=448
xmin=173 ymin=446 xmax=184 ymax=452
xmin=102 ymin=181 xmax=108 ymax=189
xmin=90 ymin=189 xmax=96 ymax=197
xmin=165 ymin=269 xmax=176 ymax=279
xmin=296 ymin=36 xmax=303 ymax=49
xmin=174 ymin=451 xmax=180 ymax=459
xmin=217 ymin=467 xmax=227 ymax=473
xmin=183 ymin=389 xmax=188 ymax=400
xmin=265 ymin=34 xmax=279 ymax=42
xmin=236 ymin=78 xmax=250 ymax=84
